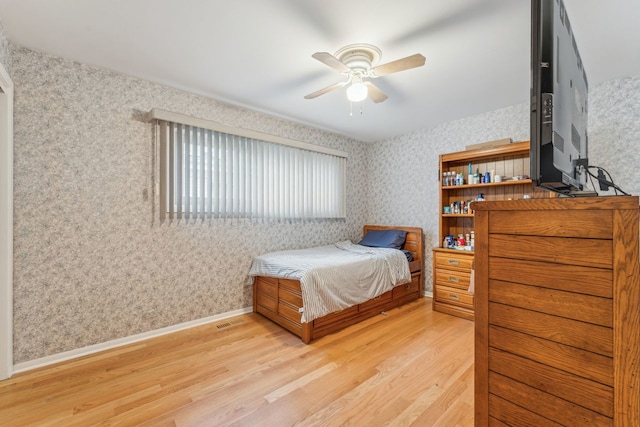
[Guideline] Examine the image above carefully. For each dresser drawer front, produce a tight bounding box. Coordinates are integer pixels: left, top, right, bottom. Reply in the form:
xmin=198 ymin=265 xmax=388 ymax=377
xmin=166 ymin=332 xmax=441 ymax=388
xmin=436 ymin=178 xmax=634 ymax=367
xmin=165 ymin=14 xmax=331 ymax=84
xmin=434 ymin=252 xmax=473 ymax=270
xmin=435 ymin=285 xmax=474 ymax=309
xmin=435 ymin=269 xmax=471 ymax=290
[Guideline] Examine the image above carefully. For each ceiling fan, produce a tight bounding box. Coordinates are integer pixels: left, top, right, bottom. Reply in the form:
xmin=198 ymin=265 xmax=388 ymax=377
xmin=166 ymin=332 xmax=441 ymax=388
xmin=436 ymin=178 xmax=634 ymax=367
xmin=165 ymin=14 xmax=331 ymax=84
xmin=304 ymin=43 xmax=426 ymax=104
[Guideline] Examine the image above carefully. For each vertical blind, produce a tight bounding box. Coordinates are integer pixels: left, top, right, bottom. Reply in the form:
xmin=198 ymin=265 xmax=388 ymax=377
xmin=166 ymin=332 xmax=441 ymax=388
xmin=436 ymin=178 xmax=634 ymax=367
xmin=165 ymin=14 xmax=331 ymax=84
xmin=153 ymin=111 xmax=347 ymax=222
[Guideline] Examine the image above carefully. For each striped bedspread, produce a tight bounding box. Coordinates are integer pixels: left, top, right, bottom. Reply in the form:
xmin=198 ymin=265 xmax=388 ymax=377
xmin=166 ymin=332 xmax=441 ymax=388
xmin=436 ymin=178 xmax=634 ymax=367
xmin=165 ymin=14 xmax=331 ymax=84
xmin=248 ymin=241 xmax=411 ymax=323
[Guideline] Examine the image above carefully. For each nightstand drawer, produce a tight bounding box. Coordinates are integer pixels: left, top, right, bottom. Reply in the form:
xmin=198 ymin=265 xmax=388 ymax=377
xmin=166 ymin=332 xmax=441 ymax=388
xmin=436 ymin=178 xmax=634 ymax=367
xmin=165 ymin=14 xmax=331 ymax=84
xmin=434 ymin=251 xmax=473 ymax=271
xmin=435 ymin=269 xmax=471 ymax=290
xmin=435 ymin=285 xmax=474 ymax=309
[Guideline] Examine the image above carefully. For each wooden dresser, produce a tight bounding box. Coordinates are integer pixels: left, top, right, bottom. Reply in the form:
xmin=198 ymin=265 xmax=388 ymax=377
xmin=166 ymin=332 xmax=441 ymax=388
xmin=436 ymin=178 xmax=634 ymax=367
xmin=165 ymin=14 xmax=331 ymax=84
xmin=473 ymin=196 xmax=639 ymax=425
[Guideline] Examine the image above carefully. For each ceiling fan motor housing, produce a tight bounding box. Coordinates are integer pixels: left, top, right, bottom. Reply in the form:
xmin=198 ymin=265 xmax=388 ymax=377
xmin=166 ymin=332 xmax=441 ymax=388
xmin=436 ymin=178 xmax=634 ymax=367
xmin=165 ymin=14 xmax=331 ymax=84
xmin=334 ymin=43 xmax=382 ymax=74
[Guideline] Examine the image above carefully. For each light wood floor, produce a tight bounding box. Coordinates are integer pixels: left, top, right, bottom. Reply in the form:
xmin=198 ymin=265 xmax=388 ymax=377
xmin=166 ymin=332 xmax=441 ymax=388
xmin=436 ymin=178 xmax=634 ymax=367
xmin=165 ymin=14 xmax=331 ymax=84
xmin=0 ymin=298 xmax=475 ymax=426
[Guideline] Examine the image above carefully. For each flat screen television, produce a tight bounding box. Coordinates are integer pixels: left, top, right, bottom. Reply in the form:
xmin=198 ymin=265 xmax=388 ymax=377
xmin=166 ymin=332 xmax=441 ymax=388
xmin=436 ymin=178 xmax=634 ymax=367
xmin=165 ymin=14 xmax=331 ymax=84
xmin=530 ymin=0 xmax=591 ymax=195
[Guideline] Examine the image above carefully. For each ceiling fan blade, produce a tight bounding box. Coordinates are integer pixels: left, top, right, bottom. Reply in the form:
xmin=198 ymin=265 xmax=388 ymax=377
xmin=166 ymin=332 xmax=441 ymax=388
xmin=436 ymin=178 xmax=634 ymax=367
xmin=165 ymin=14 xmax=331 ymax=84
xmin=370 ymin=53 xmax=426 ymax=77
xmin=364 ymin=82 xmax=388 ymax=103
xmin=311 ymin=52 xmax=351 ymax=73
xmin=304 ymin=81 xmax=347 ymax=99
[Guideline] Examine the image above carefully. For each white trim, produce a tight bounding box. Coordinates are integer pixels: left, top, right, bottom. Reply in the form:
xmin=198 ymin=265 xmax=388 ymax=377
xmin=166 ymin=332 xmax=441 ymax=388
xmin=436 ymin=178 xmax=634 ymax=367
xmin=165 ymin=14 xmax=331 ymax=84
xmin=13 ymin=307 xmax=252 ymax=374
xmin=0 ymin=62 xmax=13 ymax=381
xmin=423 ymin=291 xmax=433 ymax=298
xmin=148 ymin=108 xmax=349 ymax=159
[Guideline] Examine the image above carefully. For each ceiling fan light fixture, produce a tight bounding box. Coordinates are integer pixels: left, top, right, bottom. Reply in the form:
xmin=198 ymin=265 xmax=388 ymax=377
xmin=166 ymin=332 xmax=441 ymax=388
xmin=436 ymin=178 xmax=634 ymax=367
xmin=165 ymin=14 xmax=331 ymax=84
xmin=305 ymin=43 xmax=425 ymax=105
xmin=346 ymin=81 xmax=368 ymax=102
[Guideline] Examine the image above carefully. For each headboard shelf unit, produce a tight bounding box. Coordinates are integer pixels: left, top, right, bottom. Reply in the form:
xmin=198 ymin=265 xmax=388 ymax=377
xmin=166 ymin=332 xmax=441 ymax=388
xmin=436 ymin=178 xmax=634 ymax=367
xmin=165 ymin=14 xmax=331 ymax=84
xmin=434 ymin=140 xmax=550 ymax=320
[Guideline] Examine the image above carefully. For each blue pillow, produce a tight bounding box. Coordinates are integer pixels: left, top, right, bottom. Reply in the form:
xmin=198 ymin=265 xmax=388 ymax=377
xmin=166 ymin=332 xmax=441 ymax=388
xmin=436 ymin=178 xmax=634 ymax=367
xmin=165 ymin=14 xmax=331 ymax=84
xmin=358 ymin=229 xmax=407 ymax=250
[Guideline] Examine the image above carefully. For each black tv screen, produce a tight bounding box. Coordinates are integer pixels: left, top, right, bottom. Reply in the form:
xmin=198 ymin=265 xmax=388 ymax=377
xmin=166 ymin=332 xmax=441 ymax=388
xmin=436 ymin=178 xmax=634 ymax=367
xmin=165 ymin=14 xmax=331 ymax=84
xmin=531 ymin=0 xmax=590 ymax=195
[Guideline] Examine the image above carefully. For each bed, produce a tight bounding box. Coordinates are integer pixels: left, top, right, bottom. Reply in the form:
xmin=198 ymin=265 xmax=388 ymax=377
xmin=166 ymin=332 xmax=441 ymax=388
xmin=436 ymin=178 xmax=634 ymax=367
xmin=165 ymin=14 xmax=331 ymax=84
xmin=250 ymin=225 xmax=423 ymax=343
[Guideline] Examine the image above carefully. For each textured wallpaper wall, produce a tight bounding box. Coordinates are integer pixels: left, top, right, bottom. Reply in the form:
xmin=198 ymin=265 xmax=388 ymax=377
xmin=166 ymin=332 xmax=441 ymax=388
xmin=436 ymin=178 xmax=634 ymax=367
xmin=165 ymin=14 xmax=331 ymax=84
xmin=0 ymin=17 xmax=10 ymax=73
xmin=11 ymin=46 xmax=369 ymax=363
xmin=9 ymin=40 xmax=640 ymax=364
xmin=588 ymin=77 xmax=640 ymax=197
xmin=367 ymin=77 xmax=640 ymax=293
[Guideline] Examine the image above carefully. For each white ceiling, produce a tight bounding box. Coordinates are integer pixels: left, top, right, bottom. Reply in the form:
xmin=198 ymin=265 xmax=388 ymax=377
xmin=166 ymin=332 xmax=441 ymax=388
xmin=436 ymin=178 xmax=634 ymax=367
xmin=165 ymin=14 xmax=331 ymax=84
xmin=1 ymin=0 xmax=639 ymax=142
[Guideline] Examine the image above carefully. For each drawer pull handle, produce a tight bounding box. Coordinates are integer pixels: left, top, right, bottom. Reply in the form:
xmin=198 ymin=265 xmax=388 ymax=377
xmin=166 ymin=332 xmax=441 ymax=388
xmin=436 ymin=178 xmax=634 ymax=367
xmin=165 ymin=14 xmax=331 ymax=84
xmin=448 ymin=294 xmax=460 ymax=301
xmin=405 ymin=284 xmax=411 ymax=290
xmin=448 ymin=276 xmax=459 ymax=283
xmin=447 ymin=260 xmax=460 ymax=266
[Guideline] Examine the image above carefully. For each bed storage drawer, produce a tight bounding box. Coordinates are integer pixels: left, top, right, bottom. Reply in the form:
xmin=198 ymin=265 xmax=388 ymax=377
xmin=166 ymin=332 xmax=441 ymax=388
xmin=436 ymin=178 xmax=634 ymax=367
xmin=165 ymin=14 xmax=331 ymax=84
xmin=256 ymin=276 xmax=277 ymax=297
xmin=279 ymin=278 xmax=302 ymax=292
xmin=278 ymin=301 xmax=302 ymax=324
xmin=256 ymin=293 xmax=276 ymax=312
xmin=276 ymin=278 xmax=303 ymax=325
xmin=255 ymin=277 xmax=277 ymax=312
xmin=359 ymin=290 xmax=392 ymax=313
xmin=409 ymin=259 xmax=421 ymax=273
xmin=313 ymin=305 xmax=358 ymax=328
xmin=393 ymin=273 xmax=421 ymax=300
xmin=279 ymin=286 xmax=302 ymax=308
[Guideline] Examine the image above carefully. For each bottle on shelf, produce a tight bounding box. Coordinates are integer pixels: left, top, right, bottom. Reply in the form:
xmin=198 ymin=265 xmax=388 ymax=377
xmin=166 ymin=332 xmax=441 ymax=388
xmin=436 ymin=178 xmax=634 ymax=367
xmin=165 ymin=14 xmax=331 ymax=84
xmin=444 ymin=171 xmax=452 ymax=186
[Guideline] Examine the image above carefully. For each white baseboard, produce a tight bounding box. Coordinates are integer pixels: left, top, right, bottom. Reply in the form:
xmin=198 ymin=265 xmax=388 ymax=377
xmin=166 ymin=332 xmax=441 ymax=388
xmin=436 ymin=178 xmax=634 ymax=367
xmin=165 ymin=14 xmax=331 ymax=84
xmin=423 ymin=291 xmax=433 ymax=298
xmin=13 ymin=307 xmax=253 ymax=375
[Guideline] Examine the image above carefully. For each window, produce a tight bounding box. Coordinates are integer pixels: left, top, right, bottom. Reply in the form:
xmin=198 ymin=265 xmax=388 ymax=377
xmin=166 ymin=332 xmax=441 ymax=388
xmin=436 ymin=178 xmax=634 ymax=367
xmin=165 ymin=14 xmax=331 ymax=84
xmin=150 ymin=109 xmax=347 ymax=222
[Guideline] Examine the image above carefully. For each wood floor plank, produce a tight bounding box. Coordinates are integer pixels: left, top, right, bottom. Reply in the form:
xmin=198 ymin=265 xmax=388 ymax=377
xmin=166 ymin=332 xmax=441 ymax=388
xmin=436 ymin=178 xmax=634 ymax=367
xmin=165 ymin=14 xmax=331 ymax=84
xmin=0 ymin=298 xmax=475 ymax=426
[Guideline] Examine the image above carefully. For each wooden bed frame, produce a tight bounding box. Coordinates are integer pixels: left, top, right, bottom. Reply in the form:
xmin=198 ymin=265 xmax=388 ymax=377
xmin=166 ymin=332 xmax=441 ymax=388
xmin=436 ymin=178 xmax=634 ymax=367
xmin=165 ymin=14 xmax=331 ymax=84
xmin=253 ymin=225 xmax=424 ymax=343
